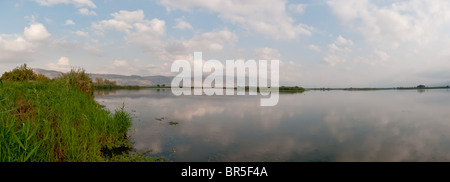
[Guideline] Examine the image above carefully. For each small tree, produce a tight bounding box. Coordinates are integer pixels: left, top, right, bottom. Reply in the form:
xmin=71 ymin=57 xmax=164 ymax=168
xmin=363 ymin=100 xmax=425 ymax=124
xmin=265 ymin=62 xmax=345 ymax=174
xmin=36 ymin=73 xmax=50 ymax=82
xmin=417 ymin=85 xmax=426 ymax=89
xmin=57 ymin=68 xmax=94 ymax=97
xmin=95 ymin=77 xmax=104 ymax=85
xmin=1 ymin=64 xmax=37 ymax=82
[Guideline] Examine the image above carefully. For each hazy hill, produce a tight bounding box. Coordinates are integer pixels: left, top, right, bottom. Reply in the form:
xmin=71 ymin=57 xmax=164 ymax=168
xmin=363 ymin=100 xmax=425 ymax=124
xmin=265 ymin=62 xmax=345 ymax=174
xmin=33 ymin=68 xmax=173 ymax=86
xmin=33 ymin=68 xmax=276 ymax=87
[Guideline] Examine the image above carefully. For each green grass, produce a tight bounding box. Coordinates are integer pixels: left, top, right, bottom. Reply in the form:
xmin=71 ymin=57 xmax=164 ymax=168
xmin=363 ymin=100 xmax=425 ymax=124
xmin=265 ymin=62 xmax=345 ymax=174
xmin=0 ymin=81 xmax=155 ymax=162
xmin=278 ymin=86 xmax=306 ymax=92
xmin=56 ymin=67 xmax=94 ymax=97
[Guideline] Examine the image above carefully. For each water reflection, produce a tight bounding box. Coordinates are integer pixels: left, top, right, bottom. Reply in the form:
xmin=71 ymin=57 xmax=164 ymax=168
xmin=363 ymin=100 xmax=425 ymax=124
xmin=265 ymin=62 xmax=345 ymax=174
xmin=94 ymin=89 xmax=117 ymax=97
xmin=95 ymin=89 xmax=450 ymax=161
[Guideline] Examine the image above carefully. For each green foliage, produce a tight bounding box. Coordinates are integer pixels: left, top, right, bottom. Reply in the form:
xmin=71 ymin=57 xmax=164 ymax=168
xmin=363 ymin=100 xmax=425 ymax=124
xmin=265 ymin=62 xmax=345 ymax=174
xmin=56 ymin=67 xmax=94 ymax=97
xmin=36 ymin=73 xmax=50 ymax=82
xmin=0 ymin=81 xmax=136 ymax=162
xmin=0 ymin=65 xmax=159 ymax=162
xmin=93 ymin=77 xmax=121 ymax=89
xmin=113 ymin=105 xmax=132 ymax=134
xmin=94 ymin=77 xmax=143 ymax=90
xmin=278 ymin=86 xmax=306 ymax=92
xmin=1 ymin=64 xmax=38 ymax=82
xmin=94 ymin=77 xmax=117 ymax=87
xmin=0 ymin=64 xmax=50 ymax=84
xmin=107 ymin=152 xmax=164 ymax=162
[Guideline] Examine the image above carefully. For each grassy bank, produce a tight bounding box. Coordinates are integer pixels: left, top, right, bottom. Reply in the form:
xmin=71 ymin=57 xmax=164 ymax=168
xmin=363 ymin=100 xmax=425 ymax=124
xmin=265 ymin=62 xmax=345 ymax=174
xmin=0 ymin=65 xmax=159 ymax=162
xmin=0 ymin=81 xmax=129 ymax=161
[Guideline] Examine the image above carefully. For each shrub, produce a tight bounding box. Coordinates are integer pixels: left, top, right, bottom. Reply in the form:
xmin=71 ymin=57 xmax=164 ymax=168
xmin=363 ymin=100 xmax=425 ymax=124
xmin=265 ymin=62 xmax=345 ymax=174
xmin=1 ymin=64 xmax=37 ymax=82
xmin=0 ymin=81 xmax=135 ymax=161
xmin=36 ymin=73 xmax=50 ymax=82
xmin=56 ymin=67 xmax=94 ymax=97
xmin=94 ymin=77 xmax=118 ymax=89
xmin=417 ymin=85 xmax=426 ymax=89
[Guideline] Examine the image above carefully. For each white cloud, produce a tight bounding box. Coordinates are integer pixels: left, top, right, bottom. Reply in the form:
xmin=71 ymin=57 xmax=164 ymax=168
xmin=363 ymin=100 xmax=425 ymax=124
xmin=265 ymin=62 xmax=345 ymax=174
xmin=352 ymin=50 xmax=393 ymax=67
xmin=328 ymin=35 xmax=353 ymax=53
xmin=324 ymin=55 xmax=345 ymax=66
xmin=253 ymin=48 xmax=303 ymax=86
xmin=78 ymin=8 xmax=96 ymax=16
xmin=308 ymin=45 xmax=321 ymax=52
xmin=33 ymin=0 xmax=96 ymax=8
xmin=57 ymin=56 xmax=69 ymax=65
xmin=254 ymin=47 xmax=281 ymax=61
xmin=24 ymin=23 xmax=51 ymax=41
xmin=125 ymin=18 xmax=167 ymax=52
xmin=374 ymin=50 xmax=389 ymax=62
xmin=111 ymin=9 xmax=144 ymax=23
xmin=288 ymin=4 xmax=306 ymax=14
xmin=105 ymin=59 xmax=171 ymax=76
xmin=93 ymin=19 xmax=133 ymax=32
xmin=0 ymin=34 xmax=34 ymax=62
xmin=130 ymin=29 xmax=237 ymax=62
xmin=74 ymin=30 xmax=88 ymax=37
xmin=65 ymin=19 xmax=75 ymax=25
xmin=84 ymin=45 xmax=102 ymax=56
xmin=335 ymin=35 xmax=354 ymax=46
xmin=93 ymin=10 xmax=173 ymax=60
xmin=182 ymin=30 xmax=237 ymax=52
xmin=160 ymin=0 xmax=312 ymax=40
xmin=323 ymin=35 xmax=354 ymax=66
xmin=133 ymin=18 xmax=166 ymax=36
xmin=47 ymin=56 xmax=71 ymax=72
xmin=93 ymin=9 xmax=237 ymax=63
xmin=94 ymin=9 xmax=237 ymax=61
xmin=44 ymin=17 xmax=53 ymax=23
xmin=92 ymin=10 xmax=147 ymax=33
xmin=112 ymin=60 xmax=128 ymax=67
xmin=328 ymin=0 xmax=450 ymax=45
xmin=173 ymin=17 xmax=193 ymax=30
xmin=0 ymin=35 xmax=33 ymax=52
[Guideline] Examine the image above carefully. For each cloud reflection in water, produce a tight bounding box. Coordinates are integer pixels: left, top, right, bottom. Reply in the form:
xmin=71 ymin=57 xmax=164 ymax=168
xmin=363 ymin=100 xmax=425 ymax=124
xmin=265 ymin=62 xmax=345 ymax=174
xmin=96 ymin=89 xmax=450 ymax=161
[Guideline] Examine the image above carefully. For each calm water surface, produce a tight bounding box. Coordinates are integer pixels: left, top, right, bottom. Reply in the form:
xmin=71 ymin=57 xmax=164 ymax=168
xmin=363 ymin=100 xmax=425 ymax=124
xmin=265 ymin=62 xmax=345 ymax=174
xmin=95 ymin=89 xmax=450 ymax=162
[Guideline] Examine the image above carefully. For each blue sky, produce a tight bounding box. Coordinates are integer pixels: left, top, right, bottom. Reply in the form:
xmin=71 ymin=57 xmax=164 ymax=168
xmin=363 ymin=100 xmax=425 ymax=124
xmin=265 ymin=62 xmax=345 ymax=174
xmin=1 ymin=0 xmax=450 ymax=87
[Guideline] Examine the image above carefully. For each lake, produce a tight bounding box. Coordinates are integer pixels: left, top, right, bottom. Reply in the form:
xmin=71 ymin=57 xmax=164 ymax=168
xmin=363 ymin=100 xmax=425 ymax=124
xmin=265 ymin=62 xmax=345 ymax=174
xmin=95 ymin=88 xmax=450 ymax=162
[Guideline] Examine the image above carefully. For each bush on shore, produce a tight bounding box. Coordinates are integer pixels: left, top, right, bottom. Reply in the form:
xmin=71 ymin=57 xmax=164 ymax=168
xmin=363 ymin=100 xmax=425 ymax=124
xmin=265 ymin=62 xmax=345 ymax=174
xmin=0 ymin=64 xmax=155 ymax=162
xmin=55 ymin=67 xmax=94 ymax=97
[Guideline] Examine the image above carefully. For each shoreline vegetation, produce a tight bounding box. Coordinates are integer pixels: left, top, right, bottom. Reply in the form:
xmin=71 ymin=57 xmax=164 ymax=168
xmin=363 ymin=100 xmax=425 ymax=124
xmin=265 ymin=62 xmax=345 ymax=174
xmin=0 ymin=64 xmax=161 ymax=162
xmin=91 ymin=75 xmax=449 ymax=93
xmin=95 ymin=84 xmax=450 ymax=93
xmin=95 ymin=84 xmax=308 ymax=93
xmin=308 ymin=85 xmax=450 ymax=91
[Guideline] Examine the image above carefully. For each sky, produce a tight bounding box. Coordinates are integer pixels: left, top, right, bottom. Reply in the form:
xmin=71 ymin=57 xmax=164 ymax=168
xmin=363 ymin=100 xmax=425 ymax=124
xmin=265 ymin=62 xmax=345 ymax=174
xmin=1 ymin=0 xmax=450 ymax=87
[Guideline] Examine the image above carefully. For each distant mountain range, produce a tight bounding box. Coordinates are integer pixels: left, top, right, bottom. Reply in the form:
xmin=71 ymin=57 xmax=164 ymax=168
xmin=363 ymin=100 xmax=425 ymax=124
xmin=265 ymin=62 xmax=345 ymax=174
xmin=33 ymin=68 xmax=267 ymax=87
xmin=33 ymin=68 xmax=173 ymax=86
xmin=34 ymin=68 xmax=448 ymax=88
